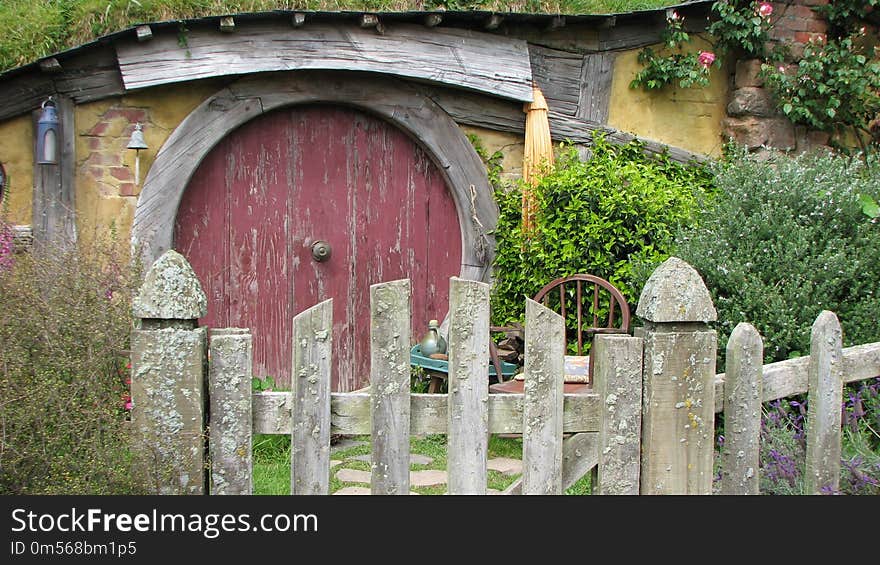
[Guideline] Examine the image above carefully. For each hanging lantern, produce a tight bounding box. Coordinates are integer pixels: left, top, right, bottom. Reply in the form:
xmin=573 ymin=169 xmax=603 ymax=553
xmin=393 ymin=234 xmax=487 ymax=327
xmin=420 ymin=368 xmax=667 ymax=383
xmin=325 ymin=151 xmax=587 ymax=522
xmin=127 ymin=123 xmax=149 ymax=186
xmin=36 ymin=97 xmax=60 ymax=165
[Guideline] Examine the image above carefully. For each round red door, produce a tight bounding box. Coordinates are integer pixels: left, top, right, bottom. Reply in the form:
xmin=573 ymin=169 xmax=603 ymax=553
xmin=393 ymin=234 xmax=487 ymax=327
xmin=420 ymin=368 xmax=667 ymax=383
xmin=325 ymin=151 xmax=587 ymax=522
xmin=174 ymin=104 xmax=462 ymax=391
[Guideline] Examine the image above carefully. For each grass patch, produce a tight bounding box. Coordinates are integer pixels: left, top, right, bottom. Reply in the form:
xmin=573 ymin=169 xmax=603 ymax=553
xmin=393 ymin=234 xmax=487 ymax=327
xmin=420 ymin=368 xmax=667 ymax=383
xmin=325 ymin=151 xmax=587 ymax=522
xmin=252 ymin=432 xmax=590 ymax=495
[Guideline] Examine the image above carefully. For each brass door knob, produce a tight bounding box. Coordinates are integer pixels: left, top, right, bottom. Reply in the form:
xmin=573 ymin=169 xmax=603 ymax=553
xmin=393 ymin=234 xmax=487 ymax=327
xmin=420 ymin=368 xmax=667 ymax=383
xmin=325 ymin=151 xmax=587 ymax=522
xmin=311 ymin=240 xmax=331 ymax=262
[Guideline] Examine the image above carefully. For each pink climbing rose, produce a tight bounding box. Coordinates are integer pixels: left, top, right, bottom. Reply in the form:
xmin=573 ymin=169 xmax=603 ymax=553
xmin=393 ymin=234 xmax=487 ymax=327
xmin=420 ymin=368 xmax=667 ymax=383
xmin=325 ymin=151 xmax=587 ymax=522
xmin=757 ymin=2 xmax=773 ymax=18
xmin=698 ymin=51 xmax=716 ymax=69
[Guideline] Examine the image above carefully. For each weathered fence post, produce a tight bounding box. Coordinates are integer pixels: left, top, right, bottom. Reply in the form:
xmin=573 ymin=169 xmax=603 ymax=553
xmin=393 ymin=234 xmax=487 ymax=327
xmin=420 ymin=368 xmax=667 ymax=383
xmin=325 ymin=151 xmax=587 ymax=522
xmin=370 ymin=279 xmax=412 ymax=495
xmin=805 ymin=310 xmax=843 ymax=495
xmin=720 ymin=322 xmax=763 ymax=495
xmin=447 ymin=277 xmax=491 ymax=495
xmin=521 ymin=298 xmax=565 ymax=495
xmin=290 ymin=299 xmax=333 ymax=495
xmin=130 ymin=250 xmax=208 ymax=494
xmin=209 ymin=328 xmax=253 ymax=495
xmin=593 ymin=334 xmax=644 ymax=495
xmin=637 ymin=257 xmax=718 ymax=495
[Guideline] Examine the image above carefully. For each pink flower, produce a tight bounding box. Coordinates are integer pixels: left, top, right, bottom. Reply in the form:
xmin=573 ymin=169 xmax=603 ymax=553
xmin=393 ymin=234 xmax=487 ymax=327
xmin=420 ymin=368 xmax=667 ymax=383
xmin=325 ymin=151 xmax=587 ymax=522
xmin=124 ymin=394 xmax=132 ymax=411
xmin=668 ymin=10 xmax=680 ymax=21
xmin=757 ymin=2 xmax=773 ymax=19
xmin=698 ymin=51 xmax=716 ymax=69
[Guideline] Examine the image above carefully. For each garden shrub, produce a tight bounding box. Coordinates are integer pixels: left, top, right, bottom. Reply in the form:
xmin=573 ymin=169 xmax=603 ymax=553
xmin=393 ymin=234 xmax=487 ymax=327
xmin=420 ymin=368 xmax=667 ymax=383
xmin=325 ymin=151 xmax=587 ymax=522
xmin=489 ymin=133 xmax=714 ymax=340
xmin=0 ymin=223 xmax=145 ymax=494
xmin=671 ymin=147 xmax=880 ymax=368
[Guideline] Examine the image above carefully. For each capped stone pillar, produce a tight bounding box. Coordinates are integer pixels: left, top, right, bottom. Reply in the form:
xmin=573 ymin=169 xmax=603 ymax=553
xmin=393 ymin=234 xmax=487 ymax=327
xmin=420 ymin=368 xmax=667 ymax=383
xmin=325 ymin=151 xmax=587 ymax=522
xmin=637 ymin=257 xmax=718 ymax=494
xmin=130 ymin=250 xmax=208 ymax=494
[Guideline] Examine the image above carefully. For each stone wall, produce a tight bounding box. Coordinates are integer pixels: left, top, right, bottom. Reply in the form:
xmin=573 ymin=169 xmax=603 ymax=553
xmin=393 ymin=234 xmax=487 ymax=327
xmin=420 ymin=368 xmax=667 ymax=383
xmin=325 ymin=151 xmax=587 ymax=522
xmin=722 ymin=0 xmax=832 ymax=153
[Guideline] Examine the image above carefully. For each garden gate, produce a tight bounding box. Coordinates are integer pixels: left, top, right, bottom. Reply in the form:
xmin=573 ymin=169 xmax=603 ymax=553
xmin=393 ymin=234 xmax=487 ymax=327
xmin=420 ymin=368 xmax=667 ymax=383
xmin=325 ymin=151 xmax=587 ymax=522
xmin=129 ymin=251 xmax=880 ymax=495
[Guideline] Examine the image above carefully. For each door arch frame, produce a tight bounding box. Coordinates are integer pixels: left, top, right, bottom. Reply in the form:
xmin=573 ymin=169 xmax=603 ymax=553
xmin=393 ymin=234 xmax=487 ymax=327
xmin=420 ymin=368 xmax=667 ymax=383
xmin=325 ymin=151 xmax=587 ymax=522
xmin=132 ymin=71 xmax=497 ymax=283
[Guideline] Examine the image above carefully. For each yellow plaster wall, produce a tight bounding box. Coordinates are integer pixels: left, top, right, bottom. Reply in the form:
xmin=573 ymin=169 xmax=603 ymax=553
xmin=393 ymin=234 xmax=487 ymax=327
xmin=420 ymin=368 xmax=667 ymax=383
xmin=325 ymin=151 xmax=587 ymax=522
xmin=74 ymin=80 xmax=223 ymax=254
xmin=0 ymin=114 xmax=34 ymax=224
xmin=607 ymin=38 xmax=730 ymax=158
xmin=459 ymin=125 xmax=524 ymax=184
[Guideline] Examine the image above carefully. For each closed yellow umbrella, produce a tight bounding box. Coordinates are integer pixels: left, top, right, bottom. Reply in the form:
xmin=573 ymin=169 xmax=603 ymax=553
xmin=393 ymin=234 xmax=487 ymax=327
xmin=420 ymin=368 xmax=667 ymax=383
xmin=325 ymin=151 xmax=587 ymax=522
xmin=522 ymin=83 xmax=555 ymax=235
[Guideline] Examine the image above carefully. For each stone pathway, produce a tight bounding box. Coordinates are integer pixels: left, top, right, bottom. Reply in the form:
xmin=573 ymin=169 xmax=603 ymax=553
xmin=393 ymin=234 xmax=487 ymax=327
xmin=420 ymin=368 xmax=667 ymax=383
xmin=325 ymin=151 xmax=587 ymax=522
xmin=332 ymin=456 xmax=521 ymax=495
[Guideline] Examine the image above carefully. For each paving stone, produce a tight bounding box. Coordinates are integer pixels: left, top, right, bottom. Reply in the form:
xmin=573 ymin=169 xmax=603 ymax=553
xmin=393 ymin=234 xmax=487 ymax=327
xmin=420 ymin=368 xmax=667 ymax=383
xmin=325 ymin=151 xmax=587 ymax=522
xmin=330 ymin=438 xmax=368 ymax=454
xmin=335 ymin=468 xmax=372 ymax=484
xmin=409 ymin=454 xmax=434 ymax=466
xmin=487 ymin=488 xmax=503 ymax=495
xmin=351 ymin=453 xmax=435 ymax=466
xmin=409 ymin=470 xmax=447 ymax=487
xmin=487 ymin=457 xmax=522 ymax=475
xmin=330 ymin=460 xmax=343 ymax=468
xmin=333 ymin=486 xmax=371 ymax=495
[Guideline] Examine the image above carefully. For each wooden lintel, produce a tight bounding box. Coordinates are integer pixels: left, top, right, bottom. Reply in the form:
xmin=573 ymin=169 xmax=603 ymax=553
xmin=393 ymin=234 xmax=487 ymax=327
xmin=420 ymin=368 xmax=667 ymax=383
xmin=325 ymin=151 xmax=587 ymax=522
xmin=485 ymin=14 xmax=503 ymax=30
xmin=220 ymin=16 xmax=235 ymax=33
xmin=291 ymin=13 xmax=306 ymax=27
xmin=39 ymin=58 xmax=62 ymax=73
xmin=360 ymin=14 xmax=379 ymax=28
xmin=135 ymin=25 xmax=153 ymax=42
xmin=424 ymin=14 xmax=443 ymax=27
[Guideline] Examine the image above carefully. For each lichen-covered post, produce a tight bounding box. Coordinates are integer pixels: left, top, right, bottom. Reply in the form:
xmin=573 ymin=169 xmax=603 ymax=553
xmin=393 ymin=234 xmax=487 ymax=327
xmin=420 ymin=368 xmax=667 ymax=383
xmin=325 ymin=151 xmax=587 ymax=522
xmin=637 ymin=257 xmax=718 ymax=495
xmin=130 ymin=250 xmax=208 ymax=494
xmin=290 ymin=299 xmax=333 ymax=495
xmin=720 ymin=322 xmax=762 ymax=495
xmin=370 ymin=279 xmax=412 ymax=495
xmin=805 ymin=310 xmax=843 ymax=495
xmin=209 ymin=328 xmax=253 ymax=495
xmin=447 ymin=277 xmax=491 ymax=495
xmin=521 ymin=298 xmax=565 ymax=495
xmin=593 ymin=334 xmax=644 ymax=495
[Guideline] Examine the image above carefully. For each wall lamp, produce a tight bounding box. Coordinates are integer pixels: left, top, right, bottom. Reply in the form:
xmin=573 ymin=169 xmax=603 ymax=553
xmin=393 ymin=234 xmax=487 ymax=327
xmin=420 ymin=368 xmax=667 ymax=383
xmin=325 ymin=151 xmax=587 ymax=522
xmin=36 ymin=97 xmax=60 ymax=165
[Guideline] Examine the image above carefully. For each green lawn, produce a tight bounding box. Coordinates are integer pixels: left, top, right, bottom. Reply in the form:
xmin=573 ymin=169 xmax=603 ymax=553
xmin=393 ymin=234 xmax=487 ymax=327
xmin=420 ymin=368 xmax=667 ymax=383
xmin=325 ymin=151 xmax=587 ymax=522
xmin=253 ymin=433 xmax=592 ymax=495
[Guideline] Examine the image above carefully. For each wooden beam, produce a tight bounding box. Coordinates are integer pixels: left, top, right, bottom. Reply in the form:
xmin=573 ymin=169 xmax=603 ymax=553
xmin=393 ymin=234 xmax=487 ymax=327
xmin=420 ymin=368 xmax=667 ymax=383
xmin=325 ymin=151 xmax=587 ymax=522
xmin=577 ymin=52 xmax=615 ymax=124
xmin=219 ymin=16 xmax=235 ymax=33
xmin=290 ymin=300 xmax=333 ymax=495
xmin=31 ymin=95 xmax=76 ymax=248
xmin=115 ymin=22 xmax=534 ymax=102
xmin=39 ymin=58 xmax=62 ymax=73
xmin=291 ymin=13 xmax=306 ymax=27
xmin=446 ymin=278 xmax=491 ymax=494
xmin=136 ymin=25 xmax=153 ymax=42
xmin=713 ymin=341 xmax=880 ymax=412
xmin=253 ymin=391 xmax=600 ymax=435
xmin=369 ymin=280 xmax=412 ymax=495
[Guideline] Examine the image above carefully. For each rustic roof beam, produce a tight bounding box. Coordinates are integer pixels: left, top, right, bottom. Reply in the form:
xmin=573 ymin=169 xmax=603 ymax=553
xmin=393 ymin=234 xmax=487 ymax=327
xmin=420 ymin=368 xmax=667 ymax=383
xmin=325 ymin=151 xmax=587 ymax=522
xmin=220 ymin=16 xmax=235 ymax=33
xmin=291 ymin=13 xmax=307 ymax=27
xmin=424 ymin=14 xmax=443 ymax=28
xmin=136 ymin=25 xmax=153 ymax=42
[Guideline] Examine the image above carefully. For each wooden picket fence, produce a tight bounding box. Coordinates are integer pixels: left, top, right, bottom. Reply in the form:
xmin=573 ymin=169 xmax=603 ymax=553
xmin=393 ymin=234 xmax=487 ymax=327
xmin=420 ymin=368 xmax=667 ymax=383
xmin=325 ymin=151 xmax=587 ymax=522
xmin=129 ymin=251 xmax=880 ymax=495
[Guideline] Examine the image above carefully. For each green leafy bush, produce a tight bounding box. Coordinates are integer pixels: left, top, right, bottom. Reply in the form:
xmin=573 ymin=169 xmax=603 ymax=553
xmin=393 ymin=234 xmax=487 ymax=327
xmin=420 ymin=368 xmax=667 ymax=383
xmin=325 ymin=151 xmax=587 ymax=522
xmin=0 ymin=226 xmax=144 ymax=494
xmin=489 ymin=134 xmax=714 ymax=336
xmin=671 ymin=148 xmax=880 ymax=368
xmin=761 ymin=33 xmax=880 ymax=145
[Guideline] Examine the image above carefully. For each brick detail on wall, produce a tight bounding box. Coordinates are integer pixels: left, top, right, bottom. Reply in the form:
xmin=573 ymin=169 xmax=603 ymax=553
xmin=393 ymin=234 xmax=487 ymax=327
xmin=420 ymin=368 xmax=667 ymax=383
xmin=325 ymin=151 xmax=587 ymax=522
xmin=81 ymin=106 xmax=149 ymax=199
